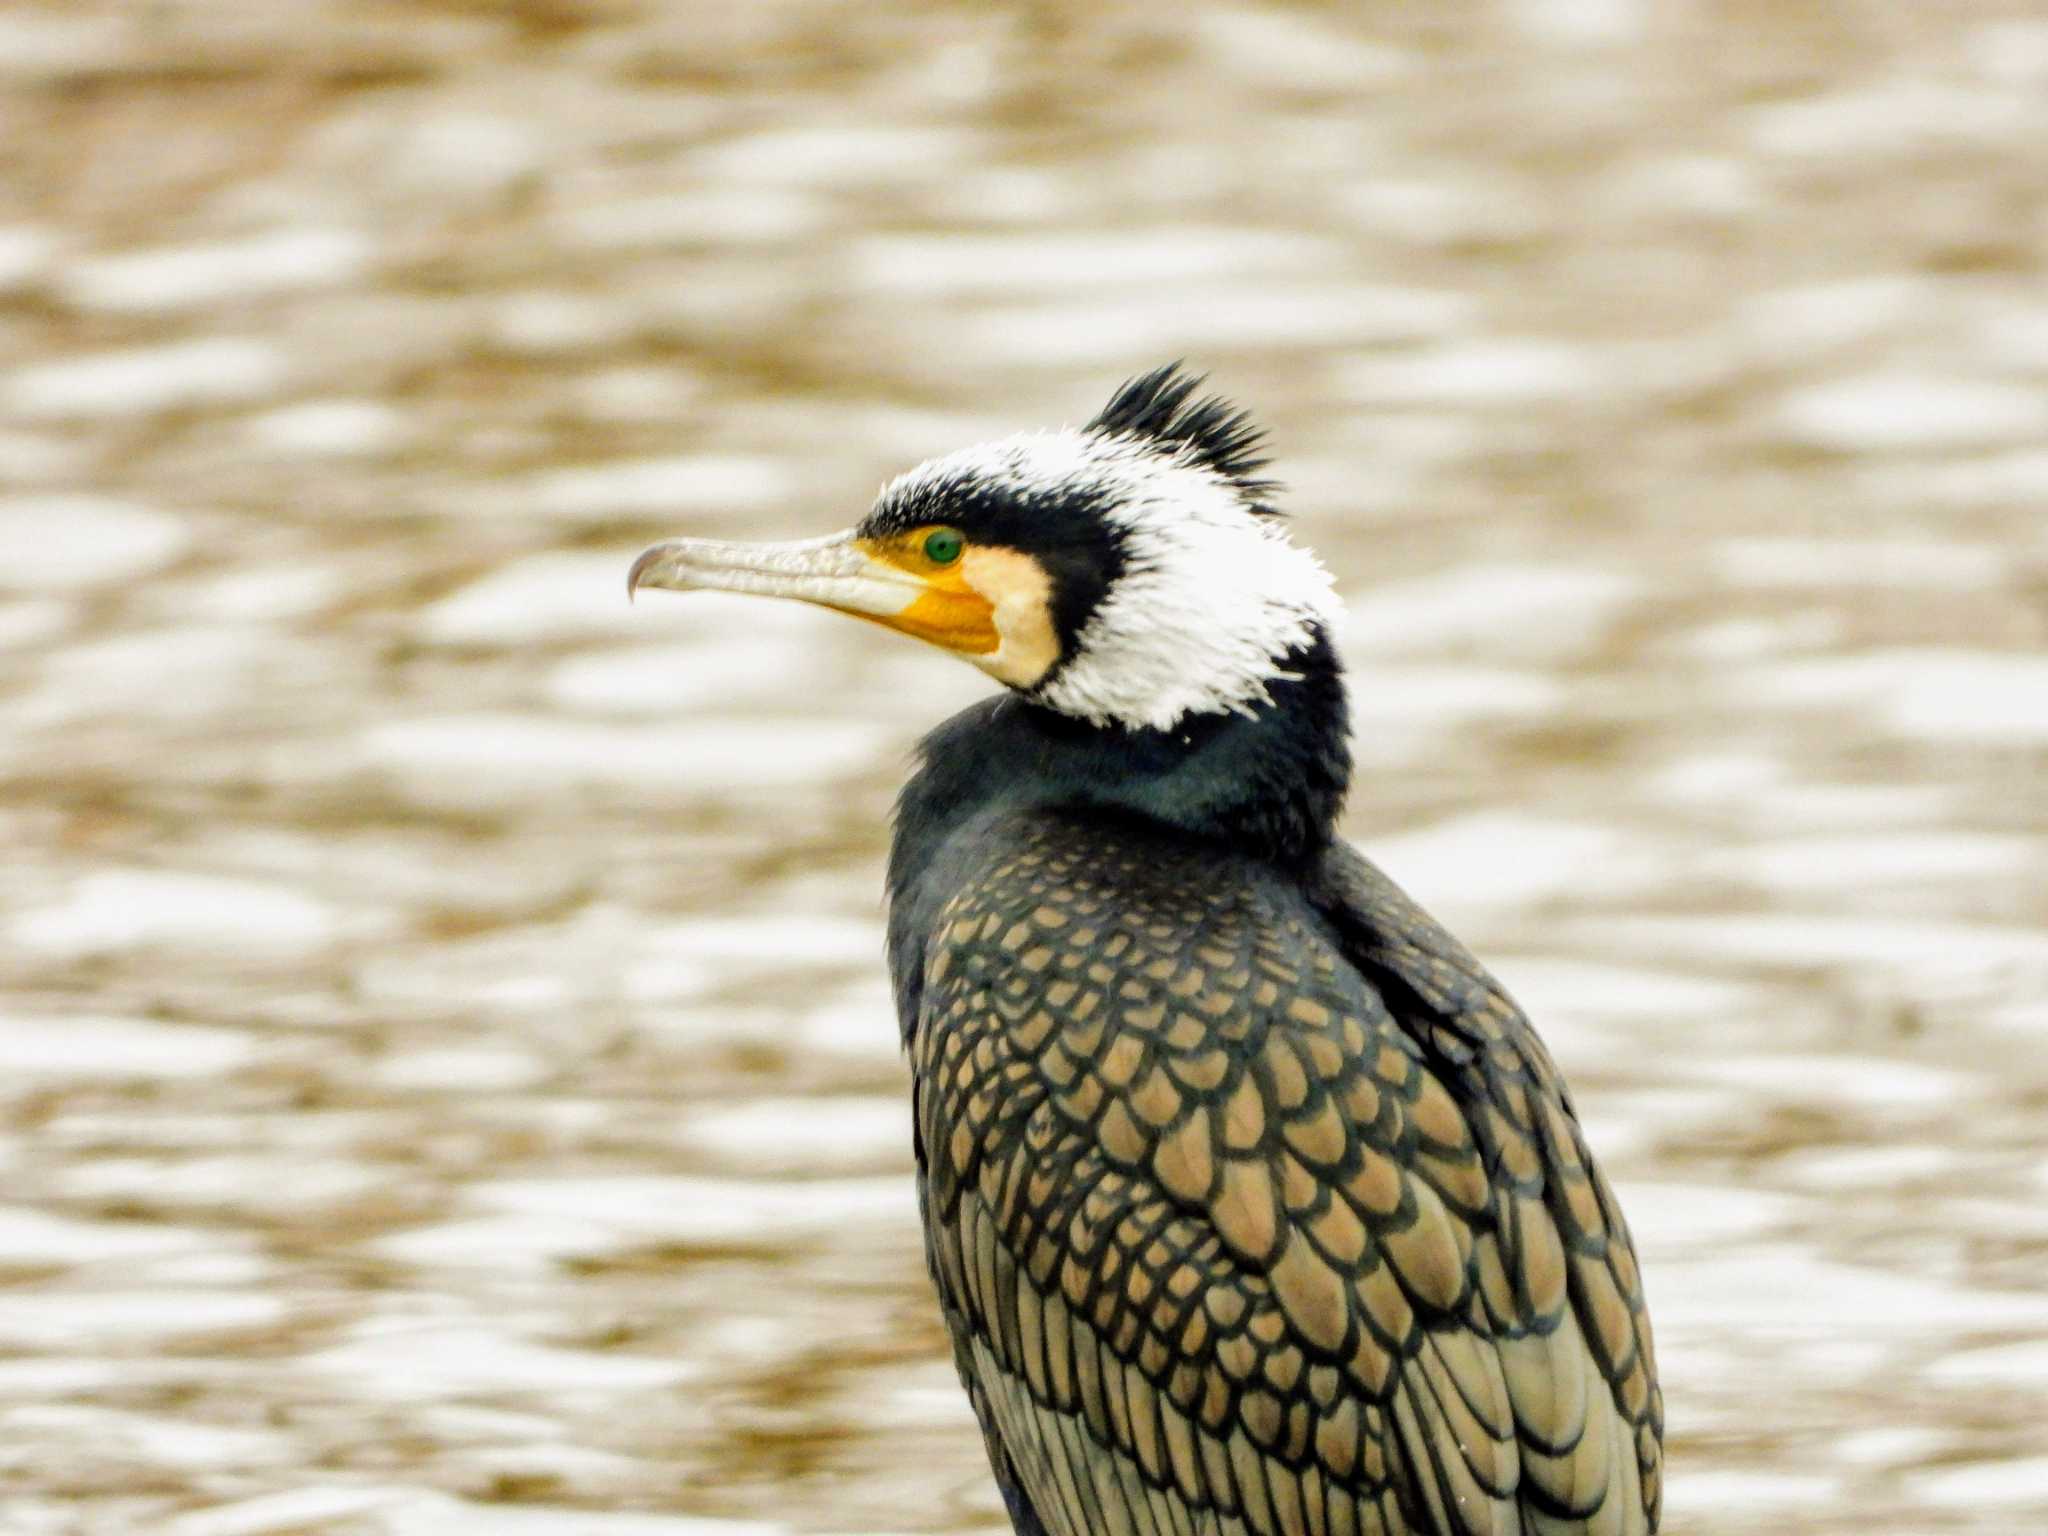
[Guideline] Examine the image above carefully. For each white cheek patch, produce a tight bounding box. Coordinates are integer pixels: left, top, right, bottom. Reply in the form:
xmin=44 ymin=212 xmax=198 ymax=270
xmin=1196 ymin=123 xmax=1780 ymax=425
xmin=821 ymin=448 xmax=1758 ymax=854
xmin=883 ymin=431 xmax=1339 ymax=732
xmin=957 ymin=546 xmax=1060 ymax=690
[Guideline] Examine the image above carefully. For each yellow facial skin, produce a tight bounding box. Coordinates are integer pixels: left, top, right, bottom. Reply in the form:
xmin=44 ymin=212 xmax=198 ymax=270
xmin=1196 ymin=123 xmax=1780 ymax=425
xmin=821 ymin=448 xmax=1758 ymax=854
xmin=855 ymin=528 xmax=1002 ymax=655
xmin=860 ymin=529 xmax=1066 ymax=690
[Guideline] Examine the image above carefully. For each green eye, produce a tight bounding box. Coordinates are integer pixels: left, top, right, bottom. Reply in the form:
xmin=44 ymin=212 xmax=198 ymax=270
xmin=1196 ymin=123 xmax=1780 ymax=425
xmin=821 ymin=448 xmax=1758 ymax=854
xmin=922 ymin=528 xmax=964 ymax=565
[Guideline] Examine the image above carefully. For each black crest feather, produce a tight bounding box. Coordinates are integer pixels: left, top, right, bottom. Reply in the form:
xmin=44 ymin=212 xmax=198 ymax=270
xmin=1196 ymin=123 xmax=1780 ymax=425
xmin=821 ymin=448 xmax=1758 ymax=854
xmin=1085 ymin=362 xmax=1282 ymax=514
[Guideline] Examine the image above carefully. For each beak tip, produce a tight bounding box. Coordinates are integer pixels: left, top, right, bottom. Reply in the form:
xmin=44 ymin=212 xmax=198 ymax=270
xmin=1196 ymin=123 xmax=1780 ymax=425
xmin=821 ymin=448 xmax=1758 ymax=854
xmin=625 ymin=545 xmax=664 ymax=604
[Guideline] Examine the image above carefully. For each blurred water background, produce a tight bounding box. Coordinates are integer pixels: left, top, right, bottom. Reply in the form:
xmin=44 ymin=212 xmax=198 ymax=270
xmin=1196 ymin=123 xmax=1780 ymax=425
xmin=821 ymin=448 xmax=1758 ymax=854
xmin=2 ymin=3 xmax=2046 ymax=1533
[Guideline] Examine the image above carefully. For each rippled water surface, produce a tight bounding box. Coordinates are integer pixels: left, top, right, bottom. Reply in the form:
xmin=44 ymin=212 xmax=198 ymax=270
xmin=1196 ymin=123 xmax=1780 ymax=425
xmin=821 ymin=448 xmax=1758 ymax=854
xmin=3 ymin=4 xmax=2046 ymax=1533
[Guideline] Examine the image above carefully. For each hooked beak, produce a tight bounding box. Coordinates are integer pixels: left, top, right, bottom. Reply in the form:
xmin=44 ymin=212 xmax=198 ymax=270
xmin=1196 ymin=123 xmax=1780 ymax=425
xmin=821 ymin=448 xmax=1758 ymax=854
xmin=626 ymin=531 xmax=999 ymax=655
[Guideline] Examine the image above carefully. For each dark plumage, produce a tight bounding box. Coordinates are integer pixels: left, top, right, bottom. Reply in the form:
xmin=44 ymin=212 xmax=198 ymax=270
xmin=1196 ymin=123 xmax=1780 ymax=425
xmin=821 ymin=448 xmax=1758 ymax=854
xmin=628 ymin=368 xmax=1663 ymax=1536
xmin=887 ymin=664 xmax=1662 ymax=1536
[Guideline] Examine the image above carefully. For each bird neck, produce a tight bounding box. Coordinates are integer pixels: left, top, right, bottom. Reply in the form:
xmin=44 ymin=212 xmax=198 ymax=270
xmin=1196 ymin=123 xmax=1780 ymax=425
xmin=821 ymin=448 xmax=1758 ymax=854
xmin=890 ymin=629 xmax=1352 ymax=897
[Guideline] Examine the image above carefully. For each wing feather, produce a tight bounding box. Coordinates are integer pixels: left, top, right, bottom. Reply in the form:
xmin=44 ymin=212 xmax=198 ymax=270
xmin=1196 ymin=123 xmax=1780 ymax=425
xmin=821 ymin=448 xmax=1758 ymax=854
xmin=909 ymin=817 xmax=1661 ymax=1536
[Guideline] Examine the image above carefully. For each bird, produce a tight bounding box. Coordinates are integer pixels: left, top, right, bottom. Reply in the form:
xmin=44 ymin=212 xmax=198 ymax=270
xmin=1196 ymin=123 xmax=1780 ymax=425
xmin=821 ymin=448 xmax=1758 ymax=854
xmin=628 ymin=364 xmax=1662 ymax=1536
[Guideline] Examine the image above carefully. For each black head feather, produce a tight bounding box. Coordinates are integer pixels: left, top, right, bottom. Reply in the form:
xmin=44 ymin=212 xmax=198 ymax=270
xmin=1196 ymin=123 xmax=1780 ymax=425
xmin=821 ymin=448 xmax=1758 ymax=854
xmin=1085 ymin=362 xmax=1282 ymax=515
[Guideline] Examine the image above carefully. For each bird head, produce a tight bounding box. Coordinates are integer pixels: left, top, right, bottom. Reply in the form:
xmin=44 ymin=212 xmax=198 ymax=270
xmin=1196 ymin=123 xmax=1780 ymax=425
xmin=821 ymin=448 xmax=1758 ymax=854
xmin=628 ymin=364 xmax=1340 ymax=733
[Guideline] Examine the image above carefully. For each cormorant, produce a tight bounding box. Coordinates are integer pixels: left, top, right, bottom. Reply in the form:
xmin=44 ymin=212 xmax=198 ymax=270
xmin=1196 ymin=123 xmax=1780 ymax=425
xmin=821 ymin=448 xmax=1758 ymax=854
xmin=629 ymin=365 xmax=1662 ymax=1536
